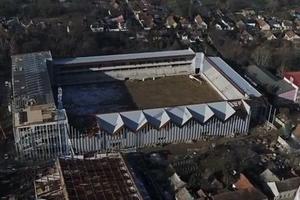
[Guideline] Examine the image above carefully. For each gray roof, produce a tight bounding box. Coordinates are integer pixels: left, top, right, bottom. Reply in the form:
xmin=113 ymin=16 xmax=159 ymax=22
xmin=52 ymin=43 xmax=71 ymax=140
xmin=53 ymin=49 xmax=195 ymax=65
xmin=143 ymin=108 xmax=170 ymax=129
xmin=207 ymin=57 xmax=262 ymax=97
xmin=96 ymin=113 xmax=124 ymax=133
xmin=187 ymin=104 xmax=214 ymax=123
xmin=203 ymin=58 xmax=244 ymax=100
xmin=208 ymin=102 xmax=236 ymax=121
xmin=95 ymin=100 xmax=249 ymax=134
xmin=11 ymin=51 xmax=54 ymax=110
xmin=276 ymin=177 xmax=300 ymax=193
xmin=246 ymin=65 xmax=295 ymax=95
xmin=166 ymin=106 xmax=192 ymax=126
xmin=120 ymin=110 xmax=147 ymax=131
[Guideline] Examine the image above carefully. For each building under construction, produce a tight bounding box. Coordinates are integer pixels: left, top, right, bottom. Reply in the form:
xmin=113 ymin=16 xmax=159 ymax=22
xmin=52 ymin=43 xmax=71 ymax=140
xmin=11 ymin=52 xmax=70 ymax=159
xmin=11 ymin=49 xmax=263 ymax=159
xmin=34 ymin=153 xmax=143 ymax=200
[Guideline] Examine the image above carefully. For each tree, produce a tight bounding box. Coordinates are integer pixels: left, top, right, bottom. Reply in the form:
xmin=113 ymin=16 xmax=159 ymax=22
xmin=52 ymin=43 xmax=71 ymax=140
xmin=251 ymin=46 xmax=271 ymax=67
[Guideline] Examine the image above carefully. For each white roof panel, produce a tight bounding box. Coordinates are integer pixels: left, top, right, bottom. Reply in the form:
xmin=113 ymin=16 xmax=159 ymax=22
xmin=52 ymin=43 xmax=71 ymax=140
xmin=143 ymin=108 xmax=170 ymax=129
xmin=166 ymin=106 xmax=192 ymax=126
xmin=96 ymin=113 xmax=124 ymax=134
xmin=208 ymin=102 xmax=236 ymax=121
xmin=187 ymin=104 xmax=214 ymax=123
xmin=121 ymin=111 xmax=147 ymax=131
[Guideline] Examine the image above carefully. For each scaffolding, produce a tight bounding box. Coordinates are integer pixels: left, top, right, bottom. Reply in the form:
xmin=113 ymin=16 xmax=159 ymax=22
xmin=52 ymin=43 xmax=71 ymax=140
xmin=35 ymin=153 xmax=143 ymax=200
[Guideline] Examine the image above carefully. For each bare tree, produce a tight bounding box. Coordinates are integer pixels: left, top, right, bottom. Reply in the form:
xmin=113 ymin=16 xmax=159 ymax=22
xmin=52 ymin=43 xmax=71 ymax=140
xmin=251 ymin=46 xmax=271 ymax=67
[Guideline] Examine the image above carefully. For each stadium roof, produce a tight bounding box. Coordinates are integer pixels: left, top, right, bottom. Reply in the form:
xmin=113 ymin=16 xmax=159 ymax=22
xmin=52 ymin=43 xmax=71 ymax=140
xmin=207 ymin=57 xmax=262 ymax=98
xmin=96 ymin=100 xmax=249 ymax=134
xmin=53 ymin=49 xmax=195 ymax=65
xmin=187 ymin=104 xmax=214 ymax=123
xmin=143 ymin=108 xmax=171 ymax=129
xmin=202 ymin=58 xmax=245 ymax=100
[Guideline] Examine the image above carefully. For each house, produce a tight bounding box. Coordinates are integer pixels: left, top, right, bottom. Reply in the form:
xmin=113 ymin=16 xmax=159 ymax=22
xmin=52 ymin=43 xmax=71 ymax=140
xmin=240 ymin=30 xmax=254 ymax=43
xmin=277 ymin=136 xmax=300 ymax=153
xmin=284 ymin=71 xmax=300 ymax=102
xmin=267 ymin=18 xmax=282 ymax=31
xmin=292 ymin=124 xmax=300 ymax=141
xmin=282 ymin=20 xmax=294 ymax=31
xmin=169 ymin=173 xmax=194 ymax=200
xmin=194 ymin=14 xmax=207 ymax=29
xmin=212 ymin=173 xmax=267 ymax=200
xmin=245 ymin=65 xmax=299 ymax=103
xmin=257 ymin=19 xmax=271 ymax=31
xmin=138 ymin=12 xmax=154 ymax=30
xmin=284 ymin=31 xmax=300 ymax=41
xmin=180 ymin=17 xmax=192 ymax=29
xmin=166 ymin=15 xmax=177 ymax=28
xmin=237 ymin=9 xmax=256 ymax=17
xmin=236 ymin=20 xmax=246 ymax=30
xmin=245 ymin=19 xmax=257 ymax=28
xmin=266 ymin=177 xmax=300 ymax=200
xmin=260 ymin=169 xmax=280 ymax=183
xmin=295 ymin=19 xmax=300 ymax=30
xmin=90 ymin=22 xmax=104 ymax=32
xmin=264 ymin=31 xmax=277 ymax=40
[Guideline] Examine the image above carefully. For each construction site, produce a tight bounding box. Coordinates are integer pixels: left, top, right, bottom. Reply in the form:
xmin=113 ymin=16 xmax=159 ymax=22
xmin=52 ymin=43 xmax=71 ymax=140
xmin=34 ymin=153 xmax=144 ymax=200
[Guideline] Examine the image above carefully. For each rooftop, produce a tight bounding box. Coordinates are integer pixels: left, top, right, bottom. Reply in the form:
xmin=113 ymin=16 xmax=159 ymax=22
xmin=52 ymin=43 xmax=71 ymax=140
xmin=246 ymin=65 xmax=296 ymax=95
xmin=11 ymin=51 xmax=54 ymax=111
xmin=11 ymin=51 xmax=64 ymax=127
xmin=53 ymin=49 xmax=195 ymax=66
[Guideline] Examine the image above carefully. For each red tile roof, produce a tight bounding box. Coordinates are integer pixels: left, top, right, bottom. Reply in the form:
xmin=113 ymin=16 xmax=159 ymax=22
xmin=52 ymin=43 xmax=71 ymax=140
xmin=284 ymin=71 xmax=300 ymax=86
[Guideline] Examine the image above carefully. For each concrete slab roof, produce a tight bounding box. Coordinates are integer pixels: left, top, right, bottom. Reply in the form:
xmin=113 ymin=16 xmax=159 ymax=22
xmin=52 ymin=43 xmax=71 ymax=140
xmin=53 ymin=49 xmax=195 ymax=66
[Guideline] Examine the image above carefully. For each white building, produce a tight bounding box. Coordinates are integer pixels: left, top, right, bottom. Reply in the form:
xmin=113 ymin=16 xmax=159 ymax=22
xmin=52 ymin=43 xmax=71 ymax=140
xmin=11 ymin=52 xmax=70 ymax=160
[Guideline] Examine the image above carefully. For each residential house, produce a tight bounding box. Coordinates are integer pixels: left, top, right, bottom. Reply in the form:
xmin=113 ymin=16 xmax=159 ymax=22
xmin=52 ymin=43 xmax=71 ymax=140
xmin=292 ymin=124 xmax=300 ymax=144
xmin=245 ymin=19 xmax=257 ymax=28
xmin=212 ymin=173 xmax=267 ymax=200
xmin=284 ymin=71 xmax=300 ymax=102
xmin=194 ymin=14 xmax=207 ymax=29
xmin=236 ymin=20 xmax=246 ymax=30
xmin=267 ymin=18 xmax=282 ymax=31
xmin=257 ymin=19 xmax=271 ymax=31
xmin=294 ymin=8 xmax=300 ymax=19
xmin=267 ymin=177 xmax=300 ymax=200
xmin=240 ymin=30 xmax=254 ymax=43
xmin=138 ymin=12 xmax=154 ymax=30
xmin=284 ymin=31 xmax=300 ymax=41
xmin=245 ymin=65 xmax=299 ymax=103
xmin=180 ymin=17 xmax=192 ymax=29
xmin=277 ymin=136 xmax=300 ymax=153
xmin=264 ymin=31 xmax=277 ymax=40
xmin=282 ymin=20 xmax=294 ymax=31
xmin=169 ymin=173 xmax=194 ymax=200
xmin=237 ymin=9 xmax=256 ymax=17
xmin=294 ymin=19 xmax=300 ymax=30
xmin=260 ymin=168 xmax=300 ymax=200
xmin=166 ymin=15 xmax=177 ymax=28
xmin=90 ymin=22 xmax=104 ymax=32
xmin=260 ymin=169 xmax=280 ymax=183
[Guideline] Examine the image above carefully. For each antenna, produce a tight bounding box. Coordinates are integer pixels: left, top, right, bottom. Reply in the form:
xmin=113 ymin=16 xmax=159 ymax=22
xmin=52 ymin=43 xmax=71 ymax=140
xmin=57 ymin=87 xmax=63 ymax=110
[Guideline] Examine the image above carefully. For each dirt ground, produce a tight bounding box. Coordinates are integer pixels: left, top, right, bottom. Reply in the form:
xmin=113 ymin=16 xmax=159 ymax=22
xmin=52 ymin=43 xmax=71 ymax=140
xmin=126 ymin=75 xmax=222 ymax=109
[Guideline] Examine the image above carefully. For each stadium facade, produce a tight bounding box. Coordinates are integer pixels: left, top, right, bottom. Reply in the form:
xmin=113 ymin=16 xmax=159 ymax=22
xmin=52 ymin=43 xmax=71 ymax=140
xmin=11 ymin=49 xmax=262 ymax=159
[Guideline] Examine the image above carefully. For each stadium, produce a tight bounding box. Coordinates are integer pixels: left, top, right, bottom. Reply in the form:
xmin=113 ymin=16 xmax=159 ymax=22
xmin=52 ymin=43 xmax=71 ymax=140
xmin=11 ymin=49 xmax=261 ymax=159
